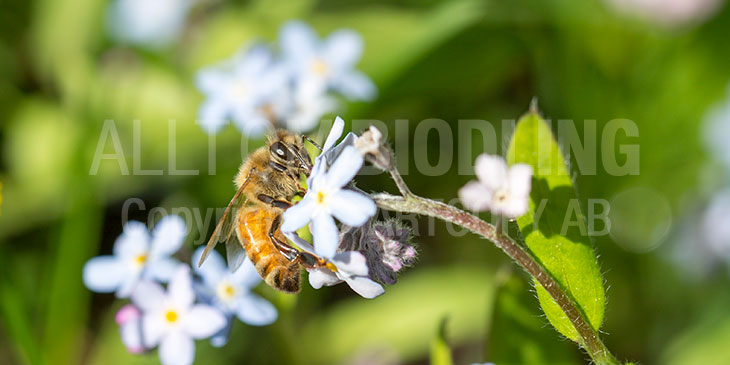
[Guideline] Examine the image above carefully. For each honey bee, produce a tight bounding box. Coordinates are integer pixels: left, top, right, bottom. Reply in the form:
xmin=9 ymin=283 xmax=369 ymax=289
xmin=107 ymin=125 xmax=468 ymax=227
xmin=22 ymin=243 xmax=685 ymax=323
xmin=199 ymin=130 xmax=328 ymax=293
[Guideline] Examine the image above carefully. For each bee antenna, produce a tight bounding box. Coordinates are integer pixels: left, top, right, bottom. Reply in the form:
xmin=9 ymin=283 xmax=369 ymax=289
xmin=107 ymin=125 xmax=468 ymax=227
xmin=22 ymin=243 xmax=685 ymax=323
xmin=303 ymin=135 xmax=322 ymax=151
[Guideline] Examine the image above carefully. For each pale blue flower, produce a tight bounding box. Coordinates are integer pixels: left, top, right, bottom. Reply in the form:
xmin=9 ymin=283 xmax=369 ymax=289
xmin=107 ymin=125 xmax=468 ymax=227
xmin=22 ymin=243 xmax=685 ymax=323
xmin=190 ymin=247 xmax=277 ymax=346
xmin=280 ymin=21 xmax=377 ymax=102
xmin=83 ymin=216 xmax=187 ymax=298
xmin=284 ymin=231 xmax=384 ymax=299
xmin=281 ymin=118 xmax=376 ymax=258
xmin=195 ymin=45 xmax=288 ymax=136
xmin=107 ymin=0 xmax=193 ymax=48
xmin=131 ymin=266 xmax=226 ymax=365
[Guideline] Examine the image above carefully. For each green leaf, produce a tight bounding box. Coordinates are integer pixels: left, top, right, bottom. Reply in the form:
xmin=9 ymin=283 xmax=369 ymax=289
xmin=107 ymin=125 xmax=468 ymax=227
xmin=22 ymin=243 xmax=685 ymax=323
xmin=506 ymin=106 xmax=605 ymax=342
xmin=430 ymin=317 xmax=453 ymax=365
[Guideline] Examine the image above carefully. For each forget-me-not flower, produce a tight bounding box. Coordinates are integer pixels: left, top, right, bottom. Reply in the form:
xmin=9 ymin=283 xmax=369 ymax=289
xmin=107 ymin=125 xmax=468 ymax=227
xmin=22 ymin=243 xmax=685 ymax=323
xmin=458 ymin=154 xmax=533 ymax=218
xmin=280 ymin=21 xmax=377 ymax=102
xmin=83 ymin=215 xmax=186 ymax=298
xmin=284 ymin=231 xmax=384 ymax=299
xmin=196 ymin=45 xmax=288 ymax=136
xmin=131 ymin=266 xmax=226 ymax=365
xmin=107 ymin=0 xmax=194 ymax=48
xmin=281 ymin=142 xmax=376 ymax=258
xmin=190 ymin=247 xmax=277 ymax=346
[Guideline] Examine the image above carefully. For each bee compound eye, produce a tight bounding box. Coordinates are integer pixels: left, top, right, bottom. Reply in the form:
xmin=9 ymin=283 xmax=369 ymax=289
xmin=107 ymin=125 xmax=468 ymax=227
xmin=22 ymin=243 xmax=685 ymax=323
xmin=270 ymin=142 xmax=292 ymax=160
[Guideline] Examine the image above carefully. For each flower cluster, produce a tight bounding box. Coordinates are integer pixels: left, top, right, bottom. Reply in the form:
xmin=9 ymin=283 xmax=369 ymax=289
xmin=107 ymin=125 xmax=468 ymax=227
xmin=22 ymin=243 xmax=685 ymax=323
xmin=281 ymin=117 xmax=417 ymax=298
xmin=196 ymin=21 xmax=376 ymax=136
xmin=83 ymin=216 xmax=277 ymax=364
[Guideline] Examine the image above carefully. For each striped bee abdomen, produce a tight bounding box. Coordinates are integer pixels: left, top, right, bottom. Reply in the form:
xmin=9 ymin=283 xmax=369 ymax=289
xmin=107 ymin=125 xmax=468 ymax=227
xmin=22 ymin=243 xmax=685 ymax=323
xmin=238 ymin=208 xmax=301 ymax=293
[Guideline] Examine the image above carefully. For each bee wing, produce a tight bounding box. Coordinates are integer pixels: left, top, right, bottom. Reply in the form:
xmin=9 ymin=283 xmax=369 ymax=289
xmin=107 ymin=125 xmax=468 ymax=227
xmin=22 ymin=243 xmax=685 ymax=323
xmin=198 ymin=169 xmax=254 ymax=268
xmin=225 ymin=233 xmax=247 ymax=272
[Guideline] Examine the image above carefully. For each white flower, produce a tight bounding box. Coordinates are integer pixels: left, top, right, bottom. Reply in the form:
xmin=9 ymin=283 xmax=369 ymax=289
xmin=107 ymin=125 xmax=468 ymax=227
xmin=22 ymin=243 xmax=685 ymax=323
xmin=284 ymin=232 xmax=384 ymax=299
xmin=190 ymin=246 xmax=277 ymax=345
xmin=132 ymin=266 xmax=227 ymax=365
xmin=279 ymin=21 xmax=377 ymax=102
xmin=281 ymin=140 xmax=376 ymax=258
xmin=196 ymin=45 xmax=288 ymax=136
xmin=83 ymin=216 xmax=186 ymax=298
xmin=458 ymin=154 xmax=533 ymax=218
xmin=107 ymin=0 xmax=193 ymax=48
xmin=115 ymin=305 xmax=144 ymax=354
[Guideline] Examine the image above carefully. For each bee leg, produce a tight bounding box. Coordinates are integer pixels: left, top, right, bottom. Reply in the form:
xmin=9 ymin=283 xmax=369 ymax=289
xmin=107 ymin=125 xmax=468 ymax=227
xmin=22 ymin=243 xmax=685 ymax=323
xmin=267 ymin=215 xmax=300 ymax=262
xmin=257 ymin=194 xmax=292 ymax=210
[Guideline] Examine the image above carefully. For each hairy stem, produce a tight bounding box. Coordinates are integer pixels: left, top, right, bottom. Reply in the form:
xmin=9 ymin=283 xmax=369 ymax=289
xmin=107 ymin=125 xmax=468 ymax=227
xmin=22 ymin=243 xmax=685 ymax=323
xmin=371 ymin=191 xmax=619 ymax=365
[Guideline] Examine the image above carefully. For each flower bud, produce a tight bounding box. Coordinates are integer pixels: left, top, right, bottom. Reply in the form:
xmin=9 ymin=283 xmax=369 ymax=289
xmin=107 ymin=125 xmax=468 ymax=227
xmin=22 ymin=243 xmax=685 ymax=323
xmin=355 ymin=126 xmax=392 ymax=170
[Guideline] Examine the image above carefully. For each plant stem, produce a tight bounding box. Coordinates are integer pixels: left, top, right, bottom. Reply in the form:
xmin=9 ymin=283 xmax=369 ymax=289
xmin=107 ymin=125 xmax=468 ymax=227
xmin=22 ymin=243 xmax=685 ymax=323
xmin=371 ymin=191 xmax=619 ymax=365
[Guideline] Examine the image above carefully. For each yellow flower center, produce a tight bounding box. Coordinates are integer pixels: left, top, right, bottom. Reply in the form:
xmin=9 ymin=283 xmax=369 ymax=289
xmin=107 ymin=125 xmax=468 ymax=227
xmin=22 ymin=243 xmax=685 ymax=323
xmin=325 ymin=262 xmax=338 ymax=272
xmin=316 ymin=191 xmax=327 ymax=205
xmin=165 ymin=310 xmax=178 ymax=324
xmin=231 ymin=82 xmax=249 ymax=101
xmin=133 ymin=254 xmax=147 ymax=267
xmin=218 ymin=283 xmax=236 ymax=301
xmin=311 ymin=59 xmax=328 ymax=76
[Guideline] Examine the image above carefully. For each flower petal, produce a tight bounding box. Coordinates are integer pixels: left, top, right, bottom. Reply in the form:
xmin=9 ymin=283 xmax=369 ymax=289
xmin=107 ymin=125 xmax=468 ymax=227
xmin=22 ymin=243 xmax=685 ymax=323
xmin=281 ymin=195 xmax=315 ymax=232
xmin=113 ymin=221 xmax=150 ymax=258
xmin=329 ymin=190 xmax=376 ymax=227
xmin=308 ymin=268 xmax=342 ymax=289
xmin=131 ymin=280 xmax=166 ymax=311
xmin=146 ymin=257 xmax=182 ymax=283
xmin=235 ymin=294 xmax=278 ymax=326
xmin=159 ymin=331 xmax=194 ymax=365
xmin=474 ymin=154 xmax=507 ymax=191
xmin=322 ymin=116 xmax=345 ymax=152
xmin=83 ymin=256 xmax=127 ymax=293
xmin=343 ymin=276 xmax=385 ymax=299
xmin=184 ymin=305 xmax=227 ymax=339
xmin=141 ymin=313 xmax=165 ymax=348
xmin=198 ymin=99 xmax=230 ymax=135
xmin=324 ymin=146 xmax=363 ymax=189
xmin=333 ymin=71 xmax=377 ymax=101
xmin=332 ymin=251 xmax=369 ymax=277
xmin=191 ymin=246 xmax=227 ymax=287
xmin=116 ymin=274 xmax=142 ymax=298
xmin=323 ymin=29 xmax=363 ymax=69
xmin=150 ymin=215 xmax=187 ymax=258
xmin=168 ymin=266 xmax=195 ymax=310
xmin=498 ymin=195 xmax=530 ymax=218
xmin=280 ymin=21 xmax=318 ymax=63
xmin=458 ymin=180 xmax=492 ymax=212
xmin=231 ymin=258 xmax=262 ymax=290
xmin=507 ymin=164 xmax=533 ymax=197
xmin=324 ymin=132 xmax=358 ymax=164
xmin=210 ymin=316 xmax=233 ymax=348
xmin=311 ymin=213 xmax=339 ymax=258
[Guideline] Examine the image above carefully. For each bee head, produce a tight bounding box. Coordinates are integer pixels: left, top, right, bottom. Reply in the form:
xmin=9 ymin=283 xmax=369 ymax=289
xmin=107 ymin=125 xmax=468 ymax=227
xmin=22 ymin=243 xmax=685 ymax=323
xmin=269 ymin=130 xmax=313 ymax=173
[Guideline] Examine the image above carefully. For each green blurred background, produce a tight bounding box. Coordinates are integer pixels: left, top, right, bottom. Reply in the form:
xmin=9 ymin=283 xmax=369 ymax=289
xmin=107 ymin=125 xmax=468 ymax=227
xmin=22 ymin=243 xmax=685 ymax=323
xmin=2 ymin=0 xmax=730 ymax=364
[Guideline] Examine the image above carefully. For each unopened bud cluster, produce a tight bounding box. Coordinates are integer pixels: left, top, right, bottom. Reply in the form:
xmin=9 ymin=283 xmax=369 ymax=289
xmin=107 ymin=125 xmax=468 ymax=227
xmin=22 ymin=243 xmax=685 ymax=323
xmin=337 ymin=219 xmax=417 ymax=285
